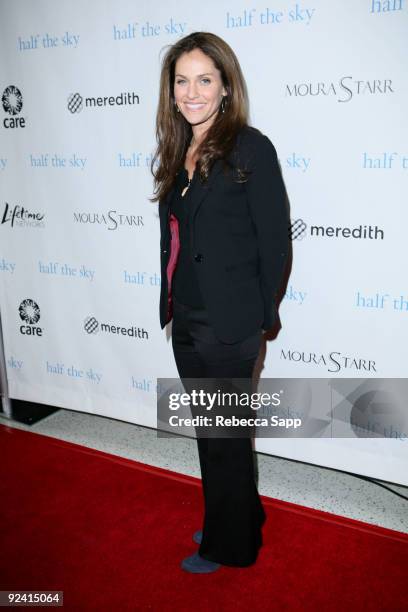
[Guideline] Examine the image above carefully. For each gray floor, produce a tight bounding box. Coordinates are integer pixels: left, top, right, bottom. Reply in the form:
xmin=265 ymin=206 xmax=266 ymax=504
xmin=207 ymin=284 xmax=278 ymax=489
xmin=1 ymin=408 xmax=408 ymax=534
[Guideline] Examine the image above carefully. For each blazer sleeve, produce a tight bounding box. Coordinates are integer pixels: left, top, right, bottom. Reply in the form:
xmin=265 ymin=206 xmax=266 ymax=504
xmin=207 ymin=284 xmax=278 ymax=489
xmin=243 ymin=134 xmax=290 ymax=329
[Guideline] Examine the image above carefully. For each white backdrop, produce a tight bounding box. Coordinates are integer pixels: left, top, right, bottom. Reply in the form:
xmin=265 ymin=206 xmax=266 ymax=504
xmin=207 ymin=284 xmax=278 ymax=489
xmin=1 ymin=0 xmax=407 ymax=485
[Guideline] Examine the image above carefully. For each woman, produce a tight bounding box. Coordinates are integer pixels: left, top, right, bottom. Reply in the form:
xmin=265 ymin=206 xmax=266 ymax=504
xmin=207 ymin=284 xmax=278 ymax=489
xmin=151 ymin=32 xmax=290 ymax=573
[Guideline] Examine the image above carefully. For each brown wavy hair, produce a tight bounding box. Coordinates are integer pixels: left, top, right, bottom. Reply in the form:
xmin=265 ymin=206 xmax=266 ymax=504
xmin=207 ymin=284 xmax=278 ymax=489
xmin=149 ymin=31 xmax=249 ymax=204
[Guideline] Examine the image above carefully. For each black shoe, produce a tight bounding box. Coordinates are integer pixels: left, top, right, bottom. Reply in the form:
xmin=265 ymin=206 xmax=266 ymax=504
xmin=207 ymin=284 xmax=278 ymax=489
xmin=181 ymin=551 xmax=221 ymax=573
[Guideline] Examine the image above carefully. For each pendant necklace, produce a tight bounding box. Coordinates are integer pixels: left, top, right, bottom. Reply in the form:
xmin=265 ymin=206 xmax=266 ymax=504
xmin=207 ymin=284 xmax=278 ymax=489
xmin=181 ymin=138 xmax=195 ymax=197
xmin=181 ymin=175 xmax=192 ymax=198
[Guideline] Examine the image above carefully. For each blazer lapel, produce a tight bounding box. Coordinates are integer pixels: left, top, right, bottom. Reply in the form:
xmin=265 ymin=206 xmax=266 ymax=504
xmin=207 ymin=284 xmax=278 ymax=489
xmin=160 ymin=154 xmax=230 ymax=243
xmin=187 ymin=127 xmax=245 ymax=221
xmin=187 ymin=159 xmax=224 ymax=223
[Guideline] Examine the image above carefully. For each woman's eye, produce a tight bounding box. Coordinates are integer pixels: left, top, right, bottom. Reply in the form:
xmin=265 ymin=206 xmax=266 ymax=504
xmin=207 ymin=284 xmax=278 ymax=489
xmin=175 ymin=79 xmax=211 ymax=85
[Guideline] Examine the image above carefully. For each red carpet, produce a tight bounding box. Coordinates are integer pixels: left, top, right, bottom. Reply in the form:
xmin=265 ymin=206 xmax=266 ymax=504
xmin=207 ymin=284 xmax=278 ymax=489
xmin=0 ymin=423 xmax=407 ymax=612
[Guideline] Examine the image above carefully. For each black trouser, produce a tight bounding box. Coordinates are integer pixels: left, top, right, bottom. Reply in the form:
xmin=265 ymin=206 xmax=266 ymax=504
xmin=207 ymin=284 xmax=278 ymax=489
xmin=171 ymin=295 xmax=266 ymax=567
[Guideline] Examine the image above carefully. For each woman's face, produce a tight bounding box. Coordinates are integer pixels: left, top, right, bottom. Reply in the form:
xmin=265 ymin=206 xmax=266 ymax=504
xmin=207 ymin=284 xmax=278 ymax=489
xmin=174 ymin=48 xmax=227 ymax=129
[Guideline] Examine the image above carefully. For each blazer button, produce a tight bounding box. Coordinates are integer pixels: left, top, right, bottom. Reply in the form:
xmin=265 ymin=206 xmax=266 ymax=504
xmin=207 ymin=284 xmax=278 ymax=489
xmin=162 ymin=249 xmax=167 ymax=253
xmin=194 ymin=253 xmax=203 ymax=263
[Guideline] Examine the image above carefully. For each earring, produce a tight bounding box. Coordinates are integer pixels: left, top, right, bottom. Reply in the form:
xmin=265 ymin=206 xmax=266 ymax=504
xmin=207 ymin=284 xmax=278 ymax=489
xmin=175 ymin=102 xmax=180 ymax=113
xmin=221 ymin=96 xmax=226 ymax=113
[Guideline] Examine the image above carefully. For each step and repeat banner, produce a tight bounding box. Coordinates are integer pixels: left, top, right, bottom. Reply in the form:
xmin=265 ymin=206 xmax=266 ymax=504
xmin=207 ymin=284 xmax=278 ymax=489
xmin=1 ymin=1 xmax=407 ymax=484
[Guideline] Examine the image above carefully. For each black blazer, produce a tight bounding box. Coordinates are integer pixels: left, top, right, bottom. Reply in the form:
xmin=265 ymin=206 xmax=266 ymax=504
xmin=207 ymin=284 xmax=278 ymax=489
xmin=159 ymin=124 xmax=290 ymax=344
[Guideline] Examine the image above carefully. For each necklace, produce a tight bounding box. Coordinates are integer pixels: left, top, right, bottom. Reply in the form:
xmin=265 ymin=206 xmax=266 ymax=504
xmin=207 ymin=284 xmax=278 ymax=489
xmin=181 ymin=174 xmax=192 ymax=198
xmin=181 ymin=136 xmax=197 ymax=196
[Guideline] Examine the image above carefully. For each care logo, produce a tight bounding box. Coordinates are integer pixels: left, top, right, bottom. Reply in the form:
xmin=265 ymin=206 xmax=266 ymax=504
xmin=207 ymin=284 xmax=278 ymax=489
xmin=2 ymin=85 xmax=26 ymax=129
xmin=19 ymin=298 xmax=43 ymax=336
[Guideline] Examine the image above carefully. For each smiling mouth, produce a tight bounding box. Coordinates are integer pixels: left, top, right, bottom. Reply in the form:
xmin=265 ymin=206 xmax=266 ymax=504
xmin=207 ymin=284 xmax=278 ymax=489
xmin=185 ymin=103 xmax=206 ymax=111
